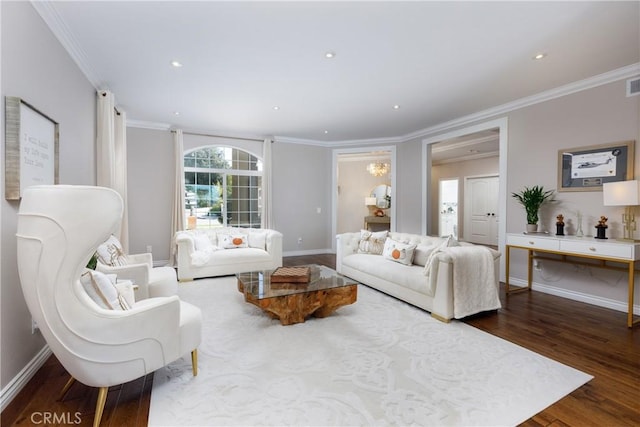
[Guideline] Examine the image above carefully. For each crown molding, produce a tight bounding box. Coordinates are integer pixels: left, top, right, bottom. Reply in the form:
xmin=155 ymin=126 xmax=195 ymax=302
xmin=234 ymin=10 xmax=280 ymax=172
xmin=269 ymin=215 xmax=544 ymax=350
xmin=32 ymin=1 xmax=104 ymax=89
xmin=126 ymin=120 xmax=172 ymax=131
xmin=403 ymin=62 xmax=640 ymax=142
xmin=432 ymin=150 xmax=499 ymax=166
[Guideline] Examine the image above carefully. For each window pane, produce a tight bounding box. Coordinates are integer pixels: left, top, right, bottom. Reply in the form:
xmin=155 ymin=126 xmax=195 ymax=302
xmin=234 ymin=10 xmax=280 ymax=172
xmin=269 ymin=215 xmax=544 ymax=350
xmin=184 ymin=147 xmax=262 ymax=229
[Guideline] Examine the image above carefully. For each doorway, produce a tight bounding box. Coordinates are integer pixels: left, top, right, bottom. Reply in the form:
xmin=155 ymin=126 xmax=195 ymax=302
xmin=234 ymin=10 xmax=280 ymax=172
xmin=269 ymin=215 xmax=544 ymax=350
xmin=331 ymin=146 xmax=396 ymax=250
xmin=438 ymin=178 xmax=459 ymax=238
xmin=422 ymin=117 xmax=508 ymax=281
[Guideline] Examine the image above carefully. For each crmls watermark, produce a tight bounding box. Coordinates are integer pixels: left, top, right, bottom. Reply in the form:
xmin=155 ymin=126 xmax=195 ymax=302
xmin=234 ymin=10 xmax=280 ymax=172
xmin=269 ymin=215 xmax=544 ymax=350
xmin=30 ymin=411 xmax=82 ymax=425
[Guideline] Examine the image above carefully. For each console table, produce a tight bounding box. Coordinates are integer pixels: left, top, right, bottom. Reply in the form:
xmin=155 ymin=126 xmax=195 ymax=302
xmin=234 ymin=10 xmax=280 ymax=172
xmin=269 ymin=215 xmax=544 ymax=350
xmin=505 ymin=233 xmax=640 ymax=328
xmin=364 ymin=215 xmax=390 ymax=231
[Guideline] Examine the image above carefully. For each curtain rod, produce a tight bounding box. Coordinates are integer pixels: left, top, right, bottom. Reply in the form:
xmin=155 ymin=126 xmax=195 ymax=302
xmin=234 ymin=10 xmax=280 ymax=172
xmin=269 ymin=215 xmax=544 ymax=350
xmin=172 ymin=130 xmax=269 ymax=143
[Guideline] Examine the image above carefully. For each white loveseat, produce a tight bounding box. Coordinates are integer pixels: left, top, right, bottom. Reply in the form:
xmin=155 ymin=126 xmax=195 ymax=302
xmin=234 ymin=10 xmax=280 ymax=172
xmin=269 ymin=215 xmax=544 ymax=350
xmin=176 ymin=228 xmax=283 ymax=281
xmin=336 ymin=231 xmax=501 ymax=322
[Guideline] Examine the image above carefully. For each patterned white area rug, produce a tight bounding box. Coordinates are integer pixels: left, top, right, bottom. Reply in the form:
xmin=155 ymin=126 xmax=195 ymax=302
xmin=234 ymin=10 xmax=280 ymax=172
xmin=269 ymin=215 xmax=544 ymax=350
xmin=149 ymin=276 xmax=592 ymax=427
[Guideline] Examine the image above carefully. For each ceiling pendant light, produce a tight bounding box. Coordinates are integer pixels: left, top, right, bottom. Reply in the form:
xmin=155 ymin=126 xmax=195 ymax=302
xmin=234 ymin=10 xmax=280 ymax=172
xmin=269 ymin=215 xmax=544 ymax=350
xmin=367 ymin=161 xmax=390 ymax=177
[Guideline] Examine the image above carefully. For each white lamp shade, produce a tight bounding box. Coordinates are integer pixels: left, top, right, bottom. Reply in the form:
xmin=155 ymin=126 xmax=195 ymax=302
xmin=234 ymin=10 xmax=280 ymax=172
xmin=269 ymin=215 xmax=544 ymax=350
xmin=365 ymin=197 xmax=377 ymax=206
xmin=603 ymin=180 xmax=640 ymax=206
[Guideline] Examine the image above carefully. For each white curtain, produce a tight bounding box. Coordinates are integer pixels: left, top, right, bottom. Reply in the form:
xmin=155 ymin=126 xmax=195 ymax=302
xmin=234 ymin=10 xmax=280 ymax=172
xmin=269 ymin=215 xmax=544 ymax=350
xmin=261 ymin=138 xmax=274 ymax=229
xmin=97 ymin=90 xmax=129 ymax=250
xmin=169 ymin=129 xmax=186 ymax=266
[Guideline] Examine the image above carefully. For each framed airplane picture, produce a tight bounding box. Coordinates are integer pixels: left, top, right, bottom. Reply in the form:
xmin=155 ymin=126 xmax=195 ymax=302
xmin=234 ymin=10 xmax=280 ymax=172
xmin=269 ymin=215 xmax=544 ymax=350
xmin=557 ymin=140 xmax=634 ymax=192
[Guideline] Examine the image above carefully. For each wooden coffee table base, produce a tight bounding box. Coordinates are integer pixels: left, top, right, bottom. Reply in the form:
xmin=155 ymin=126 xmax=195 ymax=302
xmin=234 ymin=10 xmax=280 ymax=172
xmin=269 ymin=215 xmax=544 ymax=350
xmin=238 ymin=281 xmax=357 ymax=325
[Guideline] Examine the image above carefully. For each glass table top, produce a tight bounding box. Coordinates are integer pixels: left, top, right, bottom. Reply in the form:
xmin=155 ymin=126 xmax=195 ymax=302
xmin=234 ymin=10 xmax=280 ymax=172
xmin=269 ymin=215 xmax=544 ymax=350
xmin=236 ymin=264 xmax=357 ymax=300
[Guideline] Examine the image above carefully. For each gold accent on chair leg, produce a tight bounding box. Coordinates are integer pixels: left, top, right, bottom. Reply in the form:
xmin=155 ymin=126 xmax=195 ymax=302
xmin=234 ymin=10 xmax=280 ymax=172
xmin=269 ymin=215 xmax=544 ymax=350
xmin=431 ymin=312 xmax=451 ymax=323
xmin=191 ymin=349 xmax=198 ymax=376
xmin=93 ymin=387 xmax=108 ymax=427
xmin=58 ymin=376 xmax=76 ymax=401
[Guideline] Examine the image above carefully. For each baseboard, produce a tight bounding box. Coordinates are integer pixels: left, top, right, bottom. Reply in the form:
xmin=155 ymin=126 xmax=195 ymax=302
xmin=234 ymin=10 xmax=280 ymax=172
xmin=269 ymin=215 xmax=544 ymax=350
xmin=508 ymin=277 xmax=640 ymax=315
xmin=0 ymin=344 xmax=51 ymax=412
xmin=283 ymin=248 xmax=334 ymax=257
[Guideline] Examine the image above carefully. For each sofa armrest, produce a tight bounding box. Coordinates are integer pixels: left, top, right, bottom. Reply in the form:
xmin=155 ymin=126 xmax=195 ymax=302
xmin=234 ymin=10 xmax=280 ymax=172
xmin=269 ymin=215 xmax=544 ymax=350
xmin=265 ymin=230 xmax=283 ymax=266
xmin=175 ymin=232 xmax=196 ymax=254
xmin=336 ymin=232 xmax=360 ymax=273
xmin=127 ymin=252 xmax=153 ymax=267
xmin=96 ymin=261 xmax=151 ymax=292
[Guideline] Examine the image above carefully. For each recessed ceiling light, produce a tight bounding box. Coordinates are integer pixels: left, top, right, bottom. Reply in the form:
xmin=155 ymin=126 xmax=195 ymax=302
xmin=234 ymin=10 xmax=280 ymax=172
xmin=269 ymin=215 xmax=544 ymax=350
xmin=173 ymin=111 xmax=180 ymax=116
xmin=170 ymin=60 xmax=183 ymax=67
xmin=273 ymin=106 xmax=280 ymax=110
xmin=393 ymin=105 xmax=401 ymax=110
xmin=324 ymin=130 xmax=329 ymax=134
xmin=533 ymin=53 xmax=546 ymax=60
xmin=324 ymin=51 xmax=336 ymax=59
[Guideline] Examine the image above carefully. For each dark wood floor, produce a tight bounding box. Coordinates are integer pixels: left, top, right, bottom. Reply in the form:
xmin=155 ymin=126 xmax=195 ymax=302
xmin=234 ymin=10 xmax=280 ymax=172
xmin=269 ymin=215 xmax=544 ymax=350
xmin=3 ymin=254 xmax=639 ymax=426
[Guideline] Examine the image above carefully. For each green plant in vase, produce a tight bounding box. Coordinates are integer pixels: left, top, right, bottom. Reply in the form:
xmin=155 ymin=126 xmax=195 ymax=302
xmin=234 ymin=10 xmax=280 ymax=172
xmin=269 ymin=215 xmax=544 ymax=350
xmin=511 ymin=185 xmax=555 ymax=232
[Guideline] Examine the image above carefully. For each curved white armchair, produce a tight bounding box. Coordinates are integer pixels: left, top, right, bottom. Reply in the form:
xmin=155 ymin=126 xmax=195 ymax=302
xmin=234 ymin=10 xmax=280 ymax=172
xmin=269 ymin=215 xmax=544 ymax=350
xmin=16 ymin=185 xmax=202 ymax=427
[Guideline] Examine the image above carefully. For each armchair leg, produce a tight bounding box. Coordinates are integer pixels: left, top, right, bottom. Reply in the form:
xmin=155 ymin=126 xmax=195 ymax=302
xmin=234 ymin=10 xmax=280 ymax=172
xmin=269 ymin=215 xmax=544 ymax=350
xmin=93 ymin=387 xmax=108 ymax=427
xmin=191 ymin=349 xmax=198 ymax=376
xmin=58 ymin=376 xmax=76 ymax=401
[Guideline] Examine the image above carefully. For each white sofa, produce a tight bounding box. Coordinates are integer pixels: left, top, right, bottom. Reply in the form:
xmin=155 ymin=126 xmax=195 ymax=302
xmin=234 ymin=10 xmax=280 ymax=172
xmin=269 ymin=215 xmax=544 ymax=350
xmin=336 ymin=231 xmax=501 ymax=322
xmin=176 ymin=228 xmax=283 ymax=281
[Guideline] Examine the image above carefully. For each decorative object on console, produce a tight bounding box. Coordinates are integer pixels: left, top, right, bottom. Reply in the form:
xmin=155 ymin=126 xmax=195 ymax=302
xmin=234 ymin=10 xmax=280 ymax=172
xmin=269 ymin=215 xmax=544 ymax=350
xmin=595 ymin=216 xmax=608 ymax=239
xmin=556 ymin=214 xmax=565 ymax=236
xmin=511 ymin=185 xmax=555 ymax=232
xmin=575 ymin=210 xmax=584 ymax=237
xmin=603 ymin=179 xmax=640 ymax=240
xmin=366 ymin=161 xmax=390 ymax=177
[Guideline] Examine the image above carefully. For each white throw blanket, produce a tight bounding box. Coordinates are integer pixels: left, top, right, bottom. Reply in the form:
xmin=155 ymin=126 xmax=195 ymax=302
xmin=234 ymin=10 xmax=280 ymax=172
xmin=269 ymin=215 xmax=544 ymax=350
xmin=445 ymin=246 xmax=501 ymax=318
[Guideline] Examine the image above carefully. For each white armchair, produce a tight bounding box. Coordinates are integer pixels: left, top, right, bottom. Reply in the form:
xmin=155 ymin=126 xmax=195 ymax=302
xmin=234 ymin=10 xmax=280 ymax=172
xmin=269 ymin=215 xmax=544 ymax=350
xmin=95 ymin=236 xmax=178 ymax=300
xmin=16 ymin=185 xmax=202 ymax=427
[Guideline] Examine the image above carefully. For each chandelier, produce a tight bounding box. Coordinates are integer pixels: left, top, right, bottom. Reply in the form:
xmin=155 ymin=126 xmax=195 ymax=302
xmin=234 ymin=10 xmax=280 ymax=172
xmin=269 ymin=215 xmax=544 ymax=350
xmin=367 ymin=161 xmax=390 ymax=177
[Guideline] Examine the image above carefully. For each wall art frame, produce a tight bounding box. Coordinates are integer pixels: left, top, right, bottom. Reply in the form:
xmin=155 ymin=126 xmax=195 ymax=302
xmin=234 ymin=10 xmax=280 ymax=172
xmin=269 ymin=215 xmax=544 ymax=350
xmin=5 ymin=96 xmax=59 ymax=200
xmin=557 ymin=140 xmax=635 ymax=192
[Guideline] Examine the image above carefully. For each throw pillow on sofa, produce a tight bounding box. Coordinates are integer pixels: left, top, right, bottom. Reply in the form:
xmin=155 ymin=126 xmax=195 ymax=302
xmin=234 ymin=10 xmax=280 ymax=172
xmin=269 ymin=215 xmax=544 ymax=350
xmin=382 ymin=238 xmax=417 ymax=265
xmin=80 ymin=270 xmax=131 ymax=310
xmin=96 ymin=235 xmax=129 ymax=267
xmin=357 ymin=230 xmax=388 ymax=255
xmin=219 ymin=234 xmax=249 ymax=249
xmin=193 ymin=233 xmax=214 ymax=251
xmin=413 ymin=243 xmax=438 ymax=266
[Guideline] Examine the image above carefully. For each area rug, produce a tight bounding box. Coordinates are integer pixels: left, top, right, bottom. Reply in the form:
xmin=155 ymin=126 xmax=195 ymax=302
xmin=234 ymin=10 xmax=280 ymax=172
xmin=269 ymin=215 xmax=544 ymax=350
xmin=149 ymin=276 xmax=592 ymax=426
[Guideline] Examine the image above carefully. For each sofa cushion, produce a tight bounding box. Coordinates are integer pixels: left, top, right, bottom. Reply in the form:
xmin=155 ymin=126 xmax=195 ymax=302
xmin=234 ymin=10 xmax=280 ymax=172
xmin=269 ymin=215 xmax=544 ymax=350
xmin=413 ymin=243 xmax=438 ymax=266
xmin=193 ymin=233 xmax=214 ymax=251
xmin=382 ymin=238 xmax=417 ymax=265
xmin=247 ymin=229 xmax=267 ymax=250
xmin=357 ymin=230 xmax=388 ymax=254
xmin=343 ymin=253 xmax=432 ymax=295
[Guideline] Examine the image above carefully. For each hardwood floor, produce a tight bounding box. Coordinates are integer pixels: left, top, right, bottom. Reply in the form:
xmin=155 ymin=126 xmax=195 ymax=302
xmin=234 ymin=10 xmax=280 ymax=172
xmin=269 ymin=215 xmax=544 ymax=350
xmin=3 ymin=254 xmax=638 ymax=426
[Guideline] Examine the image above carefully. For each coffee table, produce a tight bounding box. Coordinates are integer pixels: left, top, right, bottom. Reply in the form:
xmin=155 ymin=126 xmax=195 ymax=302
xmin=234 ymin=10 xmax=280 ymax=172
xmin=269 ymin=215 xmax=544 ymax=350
xmin=236 ymin=265 xmax=357 ymax=325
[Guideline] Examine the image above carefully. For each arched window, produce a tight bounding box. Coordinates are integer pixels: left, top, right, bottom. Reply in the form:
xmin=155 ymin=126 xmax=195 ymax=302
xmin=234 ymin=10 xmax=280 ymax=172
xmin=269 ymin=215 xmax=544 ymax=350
xmin=184 ymin=146 xmax=262 ymax=229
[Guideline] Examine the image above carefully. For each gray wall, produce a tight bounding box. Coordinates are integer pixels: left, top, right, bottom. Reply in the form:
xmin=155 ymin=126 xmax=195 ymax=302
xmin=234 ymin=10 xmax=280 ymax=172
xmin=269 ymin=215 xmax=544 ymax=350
xmin=126 ymin=127 xmax=174 ymax=258
xmin=125 ymin=132 xmax=334 ymax=260
xmin=1 ymin=2 xmax=96 ymax=392
xmin=502 ymin=79 xmax=640 ymax=307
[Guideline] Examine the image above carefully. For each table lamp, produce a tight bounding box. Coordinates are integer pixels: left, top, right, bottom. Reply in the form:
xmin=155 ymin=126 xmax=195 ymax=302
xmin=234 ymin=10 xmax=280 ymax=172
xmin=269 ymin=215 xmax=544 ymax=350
xmin=603 ymin=180 xmax=640 ymax=240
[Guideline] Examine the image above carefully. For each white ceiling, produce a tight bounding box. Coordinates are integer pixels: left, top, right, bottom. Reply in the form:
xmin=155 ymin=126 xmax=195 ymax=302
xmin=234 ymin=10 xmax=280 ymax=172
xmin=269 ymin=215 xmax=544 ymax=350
xmin=37 ymin=1 xmax=639 ymax=145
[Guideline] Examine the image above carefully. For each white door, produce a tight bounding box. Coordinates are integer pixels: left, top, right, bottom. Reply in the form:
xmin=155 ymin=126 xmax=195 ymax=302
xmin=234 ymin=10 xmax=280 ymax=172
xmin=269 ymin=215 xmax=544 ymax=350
xmin=464 ymin=175 xmax=499 ymax=245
